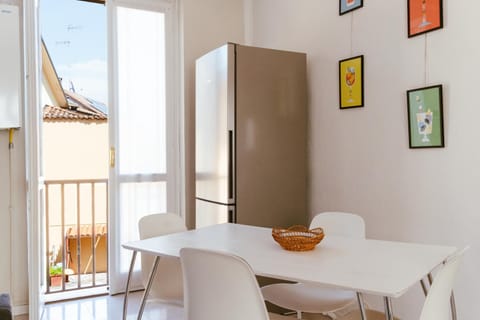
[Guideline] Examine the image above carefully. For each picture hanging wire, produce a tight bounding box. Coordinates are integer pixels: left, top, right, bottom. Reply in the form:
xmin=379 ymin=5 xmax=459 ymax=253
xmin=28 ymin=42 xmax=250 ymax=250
xmin=350 ymin=13 xmax=354 ymax=56
xmin=424 ymin=33 xmax=428 ymax=86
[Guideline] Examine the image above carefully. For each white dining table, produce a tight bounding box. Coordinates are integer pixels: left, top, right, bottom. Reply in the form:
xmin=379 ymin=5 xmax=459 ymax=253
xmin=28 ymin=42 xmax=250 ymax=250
xmin=122 ymin=223 xmax=457 ymax=320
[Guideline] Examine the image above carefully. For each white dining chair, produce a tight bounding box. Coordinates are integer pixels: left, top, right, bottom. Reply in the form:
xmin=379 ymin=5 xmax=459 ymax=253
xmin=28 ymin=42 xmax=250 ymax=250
xmin=336 ymin=247 xmax=467 ymax=320
xmin=180 ymin=247 xmax=294 ymax=320
xmin=138 ymin=213 xmax=187 ymax=306
xmin=261 ymin=212 xmax=365 ymax=319
xmin=418 ymin=247 xmax=467 ymax=320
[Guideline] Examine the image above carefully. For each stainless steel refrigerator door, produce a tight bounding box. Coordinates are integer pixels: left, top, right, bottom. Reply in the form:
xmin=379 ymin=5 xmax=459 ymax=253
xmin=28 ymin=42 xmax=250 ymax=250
xmin=196 ymin=199 xmax=235 ymax=229
xmin=235 ymin=45 xmax=308 ymax=228
xmin=195 ymin=44 xmax=235 ymax=205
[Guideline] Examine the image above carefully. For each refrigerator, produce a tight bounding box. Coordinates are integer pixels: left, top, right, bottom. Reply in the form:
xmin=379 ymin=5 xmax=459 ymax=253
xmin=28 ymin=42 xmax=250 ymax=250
xmin=195 ymin=43 xmax=307 ymax=229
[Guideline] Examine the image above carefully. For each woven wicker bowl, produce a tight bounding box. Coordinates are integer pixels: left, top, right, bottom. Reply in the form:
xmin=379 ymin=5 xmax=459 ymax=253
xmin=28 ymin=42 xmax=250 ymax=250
xmin=272 ymin=225 xmax=324 ymax=251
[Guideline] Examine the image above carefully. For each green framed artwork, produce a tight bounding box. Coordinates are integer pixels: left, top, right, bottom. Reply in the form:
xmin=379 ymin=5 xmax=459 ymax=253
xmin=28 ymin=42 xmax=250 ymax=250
xmin=406 ymin=85 xmax=444 ymax=148
xmin=339 ymin=55 xmax=364 ymax=109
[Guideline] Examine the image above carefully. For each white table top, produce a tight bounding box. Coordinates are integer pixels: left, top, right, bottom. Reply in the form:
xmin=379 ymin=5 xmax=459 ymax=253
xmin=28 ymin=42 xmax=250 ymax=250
xmin=123 ymin=223 xmax=456 ymax=298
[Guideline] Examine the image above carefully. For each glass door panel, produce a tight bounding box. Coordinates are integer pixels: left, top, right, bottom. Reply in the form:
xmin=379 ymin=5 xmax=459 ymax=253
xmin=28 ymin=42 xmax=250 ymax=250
xmin=108 ymin=1 xmax=174 ymax=293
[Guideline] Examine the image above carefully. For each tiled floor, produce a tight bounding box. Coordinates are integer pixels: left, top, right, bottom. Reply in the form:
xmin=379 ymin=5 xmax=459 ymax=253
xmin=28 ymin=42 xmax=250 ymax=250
xmin=40 ymin=291 xmax=184 ymax=320
xmin=30 ymin=292 xmax=389 ymax=320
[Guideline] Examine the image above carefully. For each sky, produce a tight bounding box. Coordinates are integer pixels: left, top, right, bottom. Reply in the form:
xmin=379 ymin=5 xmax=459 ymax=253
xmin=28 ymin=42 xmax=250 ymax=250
xmin=40 ymin=0 xmax=107 ymax=103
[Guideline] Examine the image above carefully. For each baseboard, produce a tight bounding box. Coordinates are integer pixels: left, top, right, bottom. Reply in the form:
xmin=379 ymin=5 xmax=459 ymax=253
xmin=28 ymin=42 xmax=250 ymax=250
xmin=13 ymin=304 xmax=28 ymax=316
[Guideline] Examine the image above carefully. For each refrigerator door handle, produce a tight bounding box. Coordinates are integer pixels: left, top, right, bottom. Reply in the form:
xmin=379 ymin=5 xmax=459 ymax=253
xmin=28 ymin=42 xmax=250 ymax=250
xmin=228 ymin=206 xmax=236 ymax=223
xmin=228 ymin=130 xmax=234 ymax=200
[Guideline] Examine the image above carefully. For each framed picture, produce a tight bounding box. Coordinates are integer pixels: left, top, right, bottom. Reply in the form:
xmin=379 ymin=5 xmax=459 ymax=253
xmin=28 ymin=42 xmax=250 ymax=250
xmin=339 ymin=0 xmax=363 ymax=15
xmin=406 ymin=85 xmax=444 ymax=148
xmin=408 ymin=0 xmax=443 ymax=37
xmin=339 ymin=55 xmax=364 ymax=109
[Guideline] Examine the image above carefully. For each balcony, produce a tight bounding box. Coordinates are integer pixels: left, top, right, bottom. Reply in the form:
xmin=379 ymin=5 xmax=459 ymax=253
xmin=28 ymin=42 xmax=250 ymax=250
xmin=45 ymin=179 xmax=108 ymax=293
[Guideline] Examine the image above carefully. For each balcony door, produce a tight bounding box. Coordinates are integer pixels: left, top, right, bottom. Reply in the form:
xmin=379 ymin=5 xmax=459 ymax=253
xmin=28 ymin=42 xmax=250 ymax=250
xmin=107 ymin=0 xmax=182 ymax=294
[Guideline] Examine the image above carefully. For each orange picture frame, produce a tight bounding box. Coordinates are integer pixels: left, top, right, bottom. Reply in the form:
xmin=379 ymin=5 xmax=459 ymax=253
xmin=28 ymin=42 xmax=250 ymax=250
xmin=408 ymin=0 xmax=443 ymax=37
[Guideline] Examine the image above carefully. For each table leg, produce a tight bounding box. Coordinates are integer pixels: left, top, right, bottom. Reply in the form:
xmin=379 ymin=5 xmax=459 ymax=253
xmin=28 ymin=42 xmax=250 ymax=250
xmin=450 ymin=293 xmax=457 ymax=320
xmin=123 ymin=250 xmax=138 ymax=320
xmin=137 ymin=256 xmax=161 ymax=320
xmin=356 ymin=292 xmax=368 ymax=320
xmin=383 ymin=297 xmax=393 ymax=320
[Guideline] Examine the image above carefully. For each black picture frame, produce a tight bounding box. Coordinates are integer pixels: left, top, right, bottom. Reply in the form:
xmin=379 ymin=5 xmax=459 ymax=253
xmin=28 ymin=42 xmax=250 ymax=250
xmin=406 ymin=84 xmax=445 ymax=148
xmin=408 ymin=0 xmax=444 ymax=38
xmin=339 ymin=55 xmax=364 ymax=109
xmin=339 ymin=0 xmax=363 ymax=16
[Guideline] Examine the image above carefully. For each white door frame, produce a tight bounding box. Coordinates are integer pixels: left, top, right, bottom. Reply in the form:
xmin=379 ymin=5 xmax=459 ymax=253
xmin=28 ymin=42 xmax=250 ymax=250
xmin=24 ymin=0 xmax=45 ymax=320
xmin=107 ymin=0 xmax=184 ymax=294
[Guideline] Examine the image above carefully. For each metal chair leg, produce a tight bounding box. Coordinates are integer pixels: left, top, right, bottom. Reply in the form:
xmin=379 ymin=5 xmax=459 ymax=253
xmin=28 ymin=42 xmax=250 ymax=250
xmin=383 ymin=297 xmax=394 ymax=320
xmin=420 ymin=278 xmax=428 ymax=296
xmin=356 ymin=292 xmax=368 ymax=320
xmin=123 ymin=250 xmax=137 ymax=320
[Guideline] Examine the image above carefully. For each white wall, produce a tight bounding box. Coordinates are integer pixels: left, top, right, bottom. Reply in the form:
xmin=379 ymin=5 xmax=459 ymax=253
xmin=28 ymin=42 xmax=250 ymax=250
xmin=0 ymin=130 xmax=28 ymax=310
xmin=0 ymin=0 xmax=29 ymax=312
xmin=247 ymin=0 xmax=479 ymax=319
xmin=181 ymin=0 xmax=245 ymax=228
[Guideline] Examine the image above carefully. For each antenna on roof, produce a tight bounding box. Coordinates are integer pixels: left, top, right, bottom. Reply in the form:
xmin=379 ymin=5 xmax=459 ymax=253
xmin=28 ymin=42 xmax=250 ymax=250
xmin=67 ymin=24 xmax=83 ymax=31
xmin=55 ymin=40 xmax=71 ymax=47
xmin=69 ymin=80 xmax=76 ymax=93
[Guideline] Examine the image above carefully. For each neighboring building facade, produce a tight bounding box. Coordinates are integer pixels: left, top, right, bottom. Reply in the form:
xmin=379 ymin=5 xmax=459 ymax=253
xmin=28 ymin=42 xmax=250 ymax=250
xmin=42 ymin=91 xmax=108 ymax=180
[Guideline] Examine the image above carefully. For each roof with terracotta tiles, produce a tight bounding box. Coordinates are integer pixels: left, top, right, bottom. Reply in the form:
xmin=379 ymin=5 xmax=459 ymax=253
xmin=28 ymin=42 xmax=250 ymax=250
xmin=43 ymin=105 xmax=107 ymax=121
xmin=43 ymin=91 xmax=107 ymax=122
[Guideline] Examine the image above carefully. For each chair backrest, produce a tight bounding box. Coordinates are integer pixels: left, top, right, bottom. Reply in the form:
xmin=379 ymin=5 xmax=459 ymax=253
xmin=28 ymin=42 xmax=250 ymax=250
xmin=180 ymin=248 xmax=270 ymax=320
xmin=309 ymin=212 xmax=365 ymax=239
xmin=138 ymin=213 xmax=187 ymax=240
xmin=138 ymin=213 xmax=187 ymax=304
xmin=419 ymin=247 xmax=468 ymax=320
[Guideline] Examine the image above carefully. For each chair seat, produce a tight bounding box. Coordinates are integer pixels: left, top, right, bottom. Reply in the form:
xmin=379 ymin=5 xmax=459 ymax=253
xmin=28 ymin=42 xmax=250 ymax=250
xmin=262 ymin=283 xmax=356 ymax=314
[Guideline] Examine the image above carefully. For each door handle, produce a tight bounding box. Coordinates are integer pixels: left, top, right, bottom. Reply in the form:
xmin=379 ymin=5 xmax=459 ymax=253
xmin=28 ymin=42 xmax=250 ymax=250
xmin=109 ymin=147 xmax=115 ymax=168
xmin=228 ymin=208 xmax=236 ymax=223
xmin=228 ymin=130 xmax=233 ymax=199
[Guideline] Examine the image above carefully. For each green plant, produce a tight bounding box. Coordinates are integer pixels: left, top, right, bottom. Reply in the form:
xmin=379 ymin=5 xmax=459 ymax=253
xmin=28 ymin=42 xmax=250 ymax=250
xmin=49 ymin=264 xmax=63 ymax=276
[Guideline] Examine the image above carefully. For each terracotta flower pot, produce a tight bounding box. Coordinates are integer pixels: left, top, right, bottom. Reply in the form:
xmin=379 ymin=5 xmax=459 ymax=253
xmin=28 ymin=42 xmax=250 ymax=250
xmin=50 ymin=275 xmax=62 ymax=287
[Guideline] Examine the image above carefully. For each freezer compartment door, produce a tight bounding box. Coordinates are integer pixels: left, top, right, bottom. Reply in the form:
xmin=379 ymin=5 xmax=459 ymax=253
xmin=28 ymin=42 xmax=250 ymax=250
xmin=195 ymin=44 xmax=235 ymax=204
xmin=196 ymin=199 xmax=235 ymax=229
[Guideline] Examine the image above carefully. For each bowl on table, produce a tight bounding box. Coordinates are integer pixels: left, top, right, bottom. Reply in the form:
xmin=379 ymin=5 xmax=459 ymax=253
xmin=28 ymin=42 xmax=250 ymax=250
xmin=272 ymin=225 xmax=324 ymax=251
